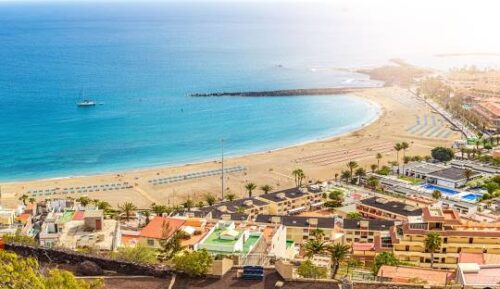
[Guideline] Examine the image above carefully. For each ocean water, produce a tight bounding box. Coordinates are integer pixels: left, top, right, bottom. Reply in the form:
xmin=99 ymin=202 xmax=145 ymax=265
xmin=1 ymin=1 xmax=499 ymax=181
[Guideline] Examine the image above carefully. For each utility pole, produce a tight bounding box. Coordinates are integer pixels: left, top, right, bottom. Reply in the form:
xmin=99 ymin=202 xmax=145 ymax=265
xmin=221 ymin=139 xmax=225 ymax=201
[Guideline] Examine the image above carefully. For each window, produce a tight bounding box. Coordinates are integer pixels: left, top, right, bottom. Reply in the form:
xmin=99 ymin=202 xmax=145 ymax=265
xmin=147 ymin=239 xmax=155 ymax=246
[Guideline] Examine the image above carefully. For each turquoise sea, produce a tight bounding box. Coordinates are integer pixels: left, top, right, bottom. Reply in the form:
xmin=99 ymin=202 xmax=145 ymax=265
xmin=1 ymin=1 xmax=499 ymax=180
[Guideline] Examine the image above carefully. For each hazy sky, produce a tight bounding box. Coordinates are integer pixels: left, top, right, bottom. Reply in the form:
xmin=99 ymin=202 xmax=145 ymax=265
xmin=1 ymin=0 xmax=499 ymax=54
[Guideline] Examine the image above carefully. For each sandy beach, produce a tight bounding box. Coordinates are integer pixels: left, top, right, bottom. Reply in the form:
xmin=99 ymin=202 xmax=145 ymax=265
xmin=0 ymin=86 xmax=460 ymax=209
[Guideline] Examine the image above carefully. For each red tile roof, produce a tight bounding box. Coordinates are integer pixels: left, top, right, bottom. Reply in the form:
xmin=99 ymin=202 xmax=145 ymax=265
xmin=378 ymin=266 xmax=454 ymax=286
xmin=72 ymin=211 xmax=85 ymax=221
xmin=459 ymin=252 xmax=500 ymax=265
xmin=479 ymin=101 xmax=500 ymax=117
xmin=17 ymin=213 xmax=31 ymax=221
xmin=139 ymin=216 xmax=185 ymax=239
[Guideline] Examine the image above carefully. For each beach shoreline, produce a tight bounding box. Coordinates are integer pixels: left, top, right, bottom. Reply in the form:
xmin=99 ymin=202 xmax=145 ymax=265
xmin=0 ymin=94 xmax=382 ymax=184
xmin=0 ymin=86 xmax=459 ymax=208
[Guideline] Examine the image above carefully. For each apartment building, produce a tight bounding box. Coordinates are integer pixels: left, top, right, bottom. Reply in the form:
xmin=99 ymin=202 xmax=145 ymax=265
xmin=356 ymin=197 xmax=423 ymax=222
xmin=342 ymin=219 xmax=394 ymax=263
xmin=391 ymin=207 xmax=500 ymax=269
xmin=138 ymin=216 xmax=186 ymax=248
xmin=197 ymin=197 xmax=270 ymax=218
xmin=342 ymin=219 xmax=394 ymax=246
xmin=257 ymin=188 xmax=323 ymax=215
xmin=472 ymin=101 xmax=500 ymax=131
xmin=254 ymin=214 xmax=339 ymax=244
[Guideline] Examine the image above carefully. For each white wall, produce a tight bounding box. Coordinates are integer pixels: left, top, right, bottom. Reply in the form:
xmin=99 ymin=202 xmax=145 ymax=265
xmin=269 ymin=225 xmax=288 ymax=259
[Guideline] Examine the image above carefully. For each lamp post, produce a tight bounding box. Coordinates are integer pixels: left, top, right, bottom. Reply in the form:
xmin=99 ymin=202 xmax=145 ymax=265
xmin=221 ymin=139 xmax=225 ymax=200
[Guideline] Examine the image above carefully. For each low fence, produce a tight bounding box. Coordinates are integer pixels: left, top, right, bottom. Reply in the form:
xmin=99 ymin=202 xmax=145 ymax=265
xmin=5 ymin=243 xmax=174 ymax=278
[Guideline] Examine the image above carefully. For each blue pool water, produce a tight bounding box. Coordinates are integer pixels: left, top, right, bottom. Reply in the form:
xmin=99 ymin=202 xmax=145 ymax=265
xmin=461 ymin=194 xmax=481 ymax=201
xmin=422 ymin=184 xmax=459 ymax=195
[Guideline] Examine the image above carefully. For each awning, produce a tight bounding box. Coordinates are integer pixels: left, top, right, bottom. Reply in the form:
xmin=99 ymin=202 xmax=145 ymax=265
xmin=288 ymin=206 xmax=306 ymax=214
xmin=311 ymin=202 xmax=324 ymax=207
xmin=352 ymin=242 xmax=375 ymax=251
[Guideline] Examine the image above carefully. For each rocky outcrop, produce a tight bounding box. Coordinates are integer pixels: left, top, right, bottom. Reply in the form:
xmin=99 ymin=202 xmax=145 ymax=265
xmin=5 ymin=243 xmax=173 ymax=278
xmin=76 ymin=260 xmax=104 ymax=276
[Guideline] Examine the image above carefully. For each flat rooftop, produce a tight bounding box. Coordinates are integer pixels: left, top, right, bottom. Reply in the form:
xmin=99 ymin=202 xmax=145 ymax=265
xmin=255 ymin=214 xmax=337 ymax=228
xmin=460 ymin=264 xmax=500 ymax=286
xmin=359 ymin=197 xmax=422 ymax=217
xmin=258 ymin=188 xmax=308 ymax=203
xmin=58 ymin=219 xmax=118 ymax=250
xmin=428 ymin=167 xmax=480 ymax=181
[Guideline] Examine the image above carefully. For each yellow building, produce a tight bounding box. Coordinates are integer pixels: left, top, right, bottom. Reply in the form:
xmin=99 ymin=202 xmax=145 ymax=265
xmin=255 ymin=215 xmax=340 ymax=244
xmin=356 ymin=197 xmax=422 ymax=222
xmin=0 ymin=207 xmax=15 ymax=227
xmin=391 ymin=207 xmax=500 ymax=269
xmin=256 ymin=188 xmax=323 ymax=215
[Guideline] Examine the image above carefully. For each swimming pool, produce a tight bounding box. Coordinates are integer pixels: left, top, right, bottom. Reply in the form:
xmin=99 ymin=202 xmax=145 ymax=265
xmin=462 ymin=193 xmax=482 ymax=201
xmin=422 ymin=184 xmax=459 ymax=195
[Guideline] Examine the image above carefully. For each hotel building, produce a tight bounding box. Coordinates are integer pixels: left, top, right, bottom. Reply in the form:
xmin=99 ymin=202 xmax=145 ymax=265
xmin=356 ymin=197 xmax=423 ymax=222
xmin=391 ymin=207 xmax=500 ymax=269
xmin=256 ymin=188 xmax=324 ymax=215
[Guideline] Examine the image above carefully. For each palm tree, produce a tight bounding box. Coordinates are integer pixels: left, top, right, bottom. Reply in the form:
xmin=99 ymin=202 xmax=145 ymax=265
xmin=393 ymin=143 xmax=403 ymax=175
xmin=77 ymin=196 xmax=91 ymax=207
xmin=143 ymin=210 xmax=151 ymax=225
xmin=244 ymin=182 xmax=257 ymax=198
xmin=119 ymin=202 xmax=137 ymax=221
xmin=204 ymin=194 xmax=216 ymax=206
xmin=367 ymin=176 xmax=379 ymax=189
xmin=197 ymin=201 xmax=204 ymax=208
xmin=328 ymin=243 xmax=351 ymax=279
xmin=346 ymin=161 xmax=358 ymax=182
xmin=432 ymin=190 xmax=442 ymax=200
xmin=259 ymin=184 xmax=273 ymax=195
xmin=304 ymin=239 xmax=328 ymax=258
xmin=340 ymin=170 xmax=351 ymax=184
xmin=151 ymin=203 xmax=167 ymax=215
xmin=370 ymin=164 xmax=377 ymax=173
xmin=354 ymin=167 xmax=366 ymax=184
xmin=183 ymin=199 xmax=194 ymax=212
xmin=402 ymin=156 xmax=411 ymax=176
xmin=18 ymin=194 xmax=28 ymax=206
xmin=292 ymin=169 xmax=306 ymax=187
xmin=235 ymin=206 xmax=245 ymax=214
xmin=376 ymin=153 xmax=383 ymax=168
xmin=225 ymin=193 xmax=236 ymax=201
xmin=310 ymin=228 xmax=325 ymax=241
xmin=97 ymin=201 xmax=112 ymax=213
xmin=425 ymin=232 xmax=442 ymax=268
xmin=401 ymin=141 xmax=409 ymax=159
xmin=464 ymin=169 xmax=473 ymax=183
xmin=28 ymin=197 xmax=36 ymax=204
xmin=334 ymin=173 xmax=339 ymax=182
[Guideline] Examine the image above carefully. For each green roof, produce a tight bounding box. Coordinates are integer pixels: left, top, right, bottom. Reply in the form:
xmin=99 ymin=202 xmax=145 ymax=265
xmin=203 ymin=228 xmax=242 ymax=246
xmin=59 ymin=210 xmax=75 ymax=223
xmin=286 ymin=240 xmax=295 ymax=248
xmin=200 ymin=227 xmax=262 ymax=255
xmin=242 ymin=235 xmax=261 ymax=254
